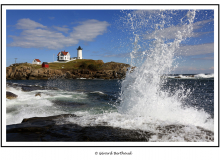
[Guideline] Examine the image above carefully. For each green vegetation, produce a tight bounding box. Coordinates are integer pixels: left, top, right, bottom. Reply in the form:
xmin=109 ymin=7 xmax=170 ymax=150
xmin=10 ymin=63 xmax=42 ymax=69
xmin=101 ymin=62 xmax=130 ymax=70
xmin=88 ymin=64 xmax=99 ymax=71
xmin=9 ymin=59 xmax=130 ymax=71
xmin=49 ymin=59 xmax=104 ymax=71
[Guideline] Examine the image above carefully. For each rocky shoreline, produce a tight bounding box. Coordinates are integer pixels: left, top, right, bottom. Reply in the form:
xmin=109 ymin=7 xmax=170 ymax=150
xmin=7 ymin=113 xmax=214 ymax=142
xmin=6 ymin=62 xmax=130 ymax=80
xmin=7 ymin=114 xmax=153 ymax=141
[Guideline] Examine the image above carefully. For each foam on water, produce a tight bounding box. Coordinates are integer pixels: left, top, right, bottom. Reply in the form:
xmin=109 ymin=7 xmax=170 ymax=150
xmin=194 ymin=73 xmax=214 ymax=79
xmin=6 ymin=85 xmax=89 ymax=125
xmin=65 ymin=110 xmax=213 ymax=142
xmin=166 ymin=73 xmax=214 ymax=79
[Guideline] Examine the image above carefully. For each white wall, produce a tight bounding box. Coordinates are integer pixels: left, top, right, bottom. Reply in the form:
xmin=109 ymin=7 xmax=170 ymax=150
xmin=58 ymin=52 xmax=70 ymax=61
xmin=77 ymin=50 xmax=82 ymax=59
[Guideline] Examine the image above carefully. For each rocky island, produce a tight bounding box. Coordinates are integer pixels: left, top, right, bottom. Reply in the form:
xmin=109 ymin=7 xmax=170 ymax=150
xmin=6 ymin=59 xmax=131 ymax=80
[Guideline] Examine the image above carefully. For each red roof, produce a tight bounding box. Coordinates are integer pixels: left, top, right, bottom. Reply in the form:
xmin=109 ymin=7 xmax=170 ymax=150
xmin=35 ymin=59 xmax=41 ymax=62
xmin=57 ymin=50 xmax=68 ymax=56
xmin=61 ymin=51 xmax=68 ymax=55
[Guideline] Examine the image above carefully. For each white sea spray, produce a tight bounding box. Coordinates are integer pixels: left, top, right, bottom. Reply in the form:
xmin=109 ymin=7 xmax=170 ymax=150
xmin=115 ymin=10 xmax=214 ymax=141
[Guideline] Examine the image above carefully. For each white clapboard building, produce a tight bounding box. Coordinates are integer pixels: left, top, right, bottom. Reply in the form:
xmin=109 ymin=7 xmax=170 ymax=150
xmin=57 ymin=50 xmax=71 ymax=61
xmin=57 ymin=46 xmax=83 ymax=62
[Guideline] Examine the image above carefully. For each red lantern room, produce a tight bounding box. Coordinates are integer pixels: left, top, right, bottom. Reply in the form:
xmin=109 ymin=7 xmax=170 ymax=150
xmin=42 ymin=62 xmax=49 ymax=68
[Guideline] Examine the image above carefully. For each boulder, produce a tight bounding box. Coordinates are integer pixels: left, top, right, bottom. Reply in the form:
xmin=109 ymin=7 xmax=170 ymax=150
xmin=9 ymin=72 xmax=15 ymax=79
xmin=35 ymin=93 xmax=41 ymax=97
xmin=26 ymin=69 xmax=32 ymax=74
xmin=14 ymin=72 xmax=23 ymax=80
xmin=28 ymin=76 xmax=38 ymax=80
xmin=65 ymin=71 xmax=72 ymax=79
xmin=6 ymin=67 xmax=12 ymax=76
xmin=12 ymin=67 xmax=17 ymax=72
xmin=81 ymin=69 xmax=90 ymax=74
xmin=6 ymin=91 xmax=18 ymax=99
xmin=30 ymin=70 xmax=39 ymax=77
xmin=113 ymin=71 xmax=117 ymax=78
xmin=54 ymin=70 xmax=63 ymax=75
xmin=38 ymin=69 xmax=44 ymax=75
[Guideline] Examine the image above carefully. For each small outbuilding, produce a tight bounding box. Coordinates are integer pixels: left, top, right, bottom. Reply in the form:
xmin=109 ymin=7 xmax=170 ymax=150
xmin=42 ymin=62 xmax=49 ymax=68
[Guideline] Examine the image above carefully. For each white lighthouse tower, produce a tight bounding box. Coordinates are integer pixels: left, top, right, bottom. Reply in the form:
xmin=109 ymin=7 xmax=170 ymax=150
xmin=77 ymin=46 xmax=83 ymax=59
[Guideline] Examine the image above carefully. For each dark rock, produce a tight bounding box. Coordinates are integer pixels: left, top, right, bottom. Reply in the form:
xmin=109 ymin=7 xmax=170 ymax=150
xmin=21 ymin=114 xmax=77 ymax=123
xmin=7 ymin=114 xmax=153 ymax=141
xmin=6 ymin=67 xmax=12 ymax=79
xmin=113 ymin=71 xmax=117 ymax=78
xmin=35 ymin=93 xmax=41 ymax=97
xmin=6 ymin=91 xmax=18 ymax=99
xmin=65 ymin=71 xmax=72 ymax=79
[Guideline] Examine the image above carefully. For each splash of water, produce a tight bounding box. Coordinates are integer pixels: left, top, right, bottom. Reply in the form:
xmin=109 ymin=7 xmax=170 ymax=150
xmin=117 ymin=10 xmax=213 ymax=131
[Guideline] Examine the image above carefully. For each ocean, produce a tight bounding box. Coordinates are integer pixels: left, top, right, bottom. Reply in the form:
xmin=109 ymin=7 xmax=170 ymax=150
xmin=6 ymin=74 xmax=214 ymax=142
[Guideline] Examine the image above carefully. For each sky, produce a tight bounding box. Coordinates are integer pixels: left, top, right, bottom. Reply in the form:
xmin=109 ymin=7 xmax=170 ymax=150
xmin=6 ymin=9 xmax=214 ymax=74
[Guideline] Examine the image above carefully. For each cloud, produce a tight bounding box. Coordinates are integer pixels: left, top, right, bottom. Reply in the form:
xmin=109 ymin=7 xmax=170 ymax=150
xmin=144 ymin=19 xmax=213 ymax=40
xmin=97 ymin=42 xmax=214 ymax=61
xmin=53 ymin=26 xmax=69 ymax=33
xmin=9 ymin=29 xmax=68 ymax=49
xmin=15 ymin=18 xmax=47 ymax=30
xmin=175 ymin=43 xmax=214 ymax=56
xmin=98 ymin=43 xmax=213 ymax=59
xmin=8 ymin=19 xmax=110 ymax=50
xmin=193 ymin=19 xmax=213 ymax=30
xmin=70 ymin=19 xmax=110 ymax=41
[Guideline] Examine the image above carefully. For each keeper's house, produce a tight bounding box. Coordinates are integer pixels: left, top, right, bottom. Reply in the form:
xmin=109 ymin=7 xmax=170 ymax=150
xmin=32 ymin=59 xmax=41 ymax=65
xmin=57 ymin=50 xmax=71 ymax=61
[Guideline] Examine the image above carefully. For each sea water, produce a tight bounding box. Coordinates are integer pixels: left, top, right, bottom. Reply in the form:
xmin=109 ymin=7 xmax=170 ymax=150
xmin=6 ymin=10 xmax=214 ymax=142
xmin=6 ymin=75 xmax=214 ymax=142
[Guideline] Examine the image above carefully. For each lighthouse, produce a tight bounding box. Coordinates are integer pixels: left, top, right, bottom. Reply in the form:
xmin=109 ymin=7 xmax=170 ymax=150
xmin=77 ymin=46 xmax=83 ymax=59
